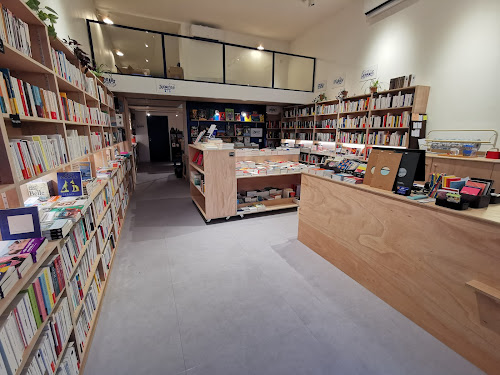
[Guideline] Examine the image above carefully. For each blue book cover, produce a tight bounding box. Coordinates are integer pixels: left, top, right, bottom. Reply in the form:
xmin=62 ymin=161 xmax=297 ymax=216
xmin=38 ymin=274 xmax=52 ymax=315
xmin=0 ymin=207 xmax=41 ymax=240
xmin=57 ymin=172 xmax=83 ymax=197
xmin=79 ymin=162 xmax=92 ymax=180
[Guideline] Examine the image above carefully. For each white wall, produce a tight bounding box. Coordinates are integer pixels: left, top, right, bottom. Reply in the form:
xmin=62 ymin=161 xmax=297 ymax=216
xmin=291 ymin=0 xmax=500 ymax=135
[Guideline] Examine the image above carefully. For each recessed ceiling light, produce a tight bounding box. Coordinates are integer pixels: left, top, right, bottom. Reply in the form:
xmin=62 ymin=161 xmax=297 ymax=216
xmin=176 ymin=114 xmax=178 ymax=117
xmin=145 ymin=44 xmax=148 ymax=47
xmin=257 ymin=45 xmax=264 ymax=50
xmin=147 ymin=113 xmax=150 ymax=116
xmin=103 ymin=17 xmax=113 ymax=24
xmin=116 ymin=50 xmax=124 ymax=56
xmin=145 ymin=59 xmax=149 ymax=62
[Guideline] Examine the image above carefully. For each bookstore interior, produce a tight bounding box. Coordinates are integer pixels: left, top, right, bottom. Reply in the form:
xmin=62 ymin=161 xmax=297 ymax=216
xmin=0 ymin=0 xmax=499 ymax=374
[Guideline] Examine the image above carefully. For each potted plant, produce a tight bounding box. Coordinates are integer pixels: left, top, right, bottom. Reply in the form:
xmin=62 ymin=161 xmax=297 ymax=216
xmin=370 ymin=79 xmax=380 ymax=93
xmin=63 ymin=37 xmax=93 ymax=73
xmin=26 ymin=0 xmax=58 ymax=37
xmin=337 ymin=89 xmax=348 ymax=101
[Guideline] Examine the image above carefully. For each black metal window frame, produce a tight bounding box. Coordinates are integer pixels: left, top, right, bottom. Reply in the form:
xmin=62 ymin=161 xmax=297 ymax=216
xmin=86 ymin=19 xmax=316 ymax=92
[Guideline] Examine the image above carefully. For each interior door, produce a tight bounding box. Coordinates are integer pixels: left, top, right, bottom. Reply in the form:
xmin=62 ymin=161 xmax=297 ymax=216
xmin=147 ymin=115 xmax=171 ymax=162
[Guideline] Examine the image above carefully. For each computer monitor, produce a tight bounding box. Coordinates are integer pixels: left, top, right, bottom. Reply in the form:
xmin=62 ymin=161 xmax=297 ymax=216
xmin=371 ymin=147 xmax=426 ymax=182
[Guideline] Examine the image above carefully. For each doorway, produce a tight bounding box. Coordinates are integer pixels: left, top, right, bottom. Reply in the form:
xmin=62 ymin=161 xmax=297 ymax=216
xmin=147 ymin=115 xmax=171 ymax=162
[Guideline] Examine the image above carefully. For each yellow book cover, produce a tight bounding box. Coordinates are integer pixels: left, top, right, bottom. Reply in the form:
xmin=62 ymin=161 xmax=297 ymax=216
xmin=43 ymin=268 xmax=55 ymax=308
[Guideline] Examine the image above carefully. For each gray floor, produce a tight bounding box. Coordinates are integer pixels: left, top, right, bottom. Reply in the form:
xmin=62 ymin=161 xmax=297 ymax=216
xmin=85 ymin=163 xmax=483 ymax=375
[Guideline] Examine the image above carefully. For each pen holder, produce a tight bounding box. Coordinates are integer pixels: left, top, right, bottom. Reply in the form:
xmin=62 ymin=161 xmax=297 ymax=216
xmin=460 ymin=194 xmax=491 ymax=209
xmin=435 ymin=198 xmax=470 ymax=210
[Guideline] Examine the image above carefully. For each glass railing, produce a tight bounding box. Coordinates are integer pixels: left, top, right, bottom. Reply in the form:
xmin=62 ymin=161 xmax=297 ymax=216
xmin=87 ymin=21 xmax=315 ymax=92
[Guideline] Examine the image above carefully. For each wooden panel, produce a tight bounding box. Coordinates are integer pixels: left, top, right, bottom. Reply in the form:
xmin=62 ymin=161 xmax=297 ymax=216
xmin=237 ymin=174 xmax=301 ymax=192
xmin=431 ymin=158 xmax=494 ymax=181
xmin=204 ymin=150 xmax=236 ymax=219
xmin=298 ymin=174 xmax=500 ymax=374
xmin=413 ymin=86 xmax=431 ymax=114
xmin=491 ymin=164 xmax=500 ymax=190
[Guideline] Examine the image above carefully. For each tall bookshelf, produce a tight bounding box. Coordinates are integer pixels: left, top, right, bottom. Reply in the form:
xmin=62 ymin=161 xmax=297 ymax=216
xmin=0 ymin=1 xmax=136 ymax=374
xmin=279 ymin=85 xmax=430 ymax=163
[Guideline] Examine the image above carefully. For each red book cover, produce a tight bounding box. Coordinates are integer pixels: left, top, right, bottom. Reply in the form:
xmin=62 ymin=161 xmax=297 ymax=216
xmin=54 ymin=257 xmax=65 ymax=290
xmin=16 ymin=142 xmax=30 ymax=179
xmin=52 ymin=321 xmax=62 ymax=356
xmin=465 ymin=181 xmax=487 ymax=195
xmin=196 ymin=153 xmax=203 ymax=166
xmin=16 ymin=79 xmax=29 ymax=116
xmin=33 ymin=279 xmax=47 ymax=321
xmin=192 ymin=151 xmax=200 ymax=163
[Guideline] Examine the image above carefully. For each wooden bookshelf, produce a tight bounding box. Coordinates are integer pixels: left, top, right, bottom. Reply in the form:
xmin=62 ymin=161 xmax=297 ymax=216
xmin=0 ymin=2 xmax=137 ymax=373
xmin=279 ymin=85 xmax=430 ymax=160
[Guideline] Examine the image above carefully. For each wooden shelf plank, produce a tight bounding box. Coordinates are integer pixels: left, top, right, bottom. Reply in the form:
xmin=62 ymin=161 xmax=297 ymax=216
xmin=237 ymin=202 xmax=298 ymax=216
xmin=466 ymin=280 xmax=500 ymax=303
xmin=339 ymin=110 xmax=370 ymax=115
xmin=369 ymin=127 xmax=409 ymax=130
xmin=190 ymin=180 xmax=205 ymax=197
xmin=3 ymin=113 xmax=64 ymax=124
xmin=0 ymin=183 xmax=17 ymax=194
xmin=56 ymin=75 xmax=86 ymax=94
xmin=316 ymin=113 xmax=339 ymax=117
xmin=0 ymin=241 xmax=59 ymax=316
xmin=237 ymin=172 xmax=302 ymax=179
xmin=338 ymin=128 xmax=369 ymax=131
xmin=189 ymin=162 xmax=205 ymax=174
xmin=196 ymin=120 xmax=265 ymax=123
xmin=1 ymin=43 xmax=52 ymax=74
xmin=370 ymin=106 xmax=413 ymax=112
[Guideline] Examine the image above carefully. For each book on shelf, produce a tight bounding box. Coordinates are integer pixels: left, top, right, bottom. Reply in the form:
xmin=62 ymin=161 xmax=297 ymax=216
xmin=341 ymin=98 xmax=370 ymax=113
xmin=389 ymin=75 xmax=414 ymax=90
xmin=40 ymin=219 xmax=73 ymax=241
xmin=74 ymin=272 xmax=102 ymax=353
xmin=372 ymin=92 xmax=413 ymax=110
xmin=0 ymin=68 xmax=59 ymax=119
xmin=27 ymin=181 xmax=55 ymax=199
xmin=338 ymin=115 xmax=368 ymax=129
xmin=338 ymin=131 xmax=366 ymax=144
xmin=370 ymin=111 xmax=410 ymax=128
xmin=368 ymin=131 xmax=407 ymax=147
xmin=66 ymin=129 xmax=90 ymax=160
xmin=50 ymin=48 xmax=86 ymax=90
xmin=0 ymin=5 xmax=32 ymax=58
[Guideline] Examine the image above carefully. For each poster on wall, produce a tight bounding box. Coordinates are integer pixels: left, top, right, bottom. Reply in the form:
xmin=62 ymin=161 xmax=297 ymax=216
xmin=360 ymin=65 xmax=377 ymax=82
xmin=266 ymin=106 xmax=281 ymax=115
xmin=316 ymin=80 xmax=327 ymax=92
xmin=250 ymin=128 xmax=263 ymax=137
xmin=332 ymin=73 xmax=345 ymax=87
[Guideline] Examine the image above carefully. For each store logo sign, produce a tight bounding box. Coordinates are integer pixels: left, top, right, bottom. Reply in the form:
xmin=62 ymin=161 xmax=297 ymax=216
xmin=103 ymin=76 xmax=116 ymax=87
xmin=361 ymin=65 xmax=377 ymax=81
xmin=157 ymin=82 xmax=176 ymax=93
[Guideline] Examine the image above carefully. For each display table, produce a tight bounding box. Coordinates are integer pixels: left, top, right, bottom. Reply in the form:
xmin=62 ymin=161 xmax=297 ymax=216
xmin=298 ymin=172 xmax=500 ymax=374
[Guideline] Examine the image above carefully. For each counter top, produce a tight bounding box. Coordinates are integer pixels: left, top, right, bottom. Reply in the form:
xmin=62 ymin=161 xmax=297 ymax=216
xmin=426 ymin=153 xmax=500 ymax=164
xmin=302 ymin=172 xmax=500 ymax=227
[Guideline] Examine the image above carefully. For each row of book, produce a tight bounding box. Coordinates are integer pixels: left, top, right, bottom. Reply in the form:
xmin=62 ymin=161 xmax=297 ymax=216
xmin=26 ymin=341 xmax=79 ymax=375
xmin=266 ymin=120 xmax=280 ymax=129
xmin=283 ymin=108 xmax=297 ymax=118
xmin=9 ymin=135 xmax=68 ymax=181
xmin=66 ymin=238 xmax=98 ymax=311
xmin=0 ymin=255 xmax=65 ymax=373
xmin=0 ymin=5 xmax=32 ymax=57
xmin=74 ymin=276 xmax=102 ymax=354
xmin=298 ymin=107 xmax=313 ymax=117
xmin=282 ymin=121 xmax=295 ymax=129
xmin=297 ymin=132 xmax=313 ymax=141
xmin=316 ymin=103 xmax=339 ymax=115
xmin=369 ymin=111 xmax=411 ymax=128
xmin=316 ymin=119 xmax=337 ymax=129
xmin=96 ymin=210 xmax=113 ymax=250
xmin=66 ymin=129 xmax=91 ymax=160
xmin=338 ymin=116 xmax=368 ymax=129
xmin=372 ymin=92 xmax=413 ymax=110
xmin=315 ymin=133 xmax=335 ymax=142
xmin=59 ymin=93 xmax=111 ymax=126
xmin=338 ymin=131 xmax=366 ymax=144
xmin=340 ymin=98 xmax=370 ymax=113
xmin=101 ymin=237 xmax=115 ymax=279
xmin=0 ymin=69 xmax=59 ymax=119
xmin=297 ymin=121 xmax=314 ymax=129
xmin=389 ymin=74 xmax=415 ymax=90
xmin=368 ymin=131 xmax=407 ymax=147
xmin=90 ymin=132 xmax=103 ymax=153
xmin=51 ymin=49 xmax=86 ymax=92
xmin=282 ymin=132 xmax=295 ymax=139
xmin=267 ymin=131 xmax=280 ymax=139
xmin=24 ymin=298 xmax=73 ymax=375
xmin=97 ymin=86 xmax=113 ymax=109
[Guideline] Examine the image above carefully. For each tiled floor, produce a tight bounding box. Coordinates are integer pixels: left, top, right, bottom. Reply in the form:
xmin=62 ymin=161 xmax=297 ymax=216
xmin=84 ymin=163 xmax=484 ymax=375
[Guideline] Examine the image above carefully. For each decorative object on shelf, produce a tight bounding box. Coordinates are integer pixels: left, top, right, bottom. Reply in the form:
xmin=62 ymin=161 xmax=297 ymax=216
xmin=313 ymin=93 xmax=327 ymax=103
xmin=25 ymin=0 xmax=58 ymax=37
xmin=337 ymin=89 xmax=348 ymax=101
xmin=63 ymin=37 xmax=92 ymax=73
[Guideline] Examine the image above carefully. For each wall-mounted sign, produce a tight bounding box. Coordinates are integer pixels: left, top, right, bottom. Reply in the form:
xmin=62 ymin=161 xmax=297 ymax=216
xmin=332 ymin=73 xmax=345 ymax=87
xmin=156 ymin=81 xmax=176 ymax=94
xmin=103 ymin=75 xmax=116 ymax=88
xmin=316 ymin=80 xmax=327 ymax=91
xmin=266 ymin=105 xmax=281 ymax=115
xmin=361 ymin=65 xmax=377 ymax=81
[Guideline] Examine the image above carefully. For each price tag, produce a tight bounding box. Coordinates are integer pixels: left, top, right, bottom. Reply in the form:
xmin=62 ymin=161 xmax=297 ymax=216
xmin=10 ymin=114 xmax=21 ymax=127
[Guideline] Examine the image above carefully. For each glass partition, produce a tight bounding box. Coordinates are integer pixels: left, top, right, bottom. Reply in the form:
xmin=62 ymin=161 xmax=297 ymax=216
xmin=274 ymin=53 xmax=315 ymax=91
xmin=89 ymin=22 xmax=164 ymax=77
xmin=165 ymin=36 xmax=223 ymax=83
xmin=225 ymin=46 xmax=273 ymax=87
xmin=88 ymin=21 xmax=315 ymax=91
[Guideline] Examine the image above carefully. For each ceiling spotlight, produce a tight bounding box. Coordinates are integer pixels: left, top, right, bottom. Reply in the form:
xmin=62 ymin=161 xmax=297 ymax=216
xmin=145 ymin=44 xmax=149 ymax=47
xmin=176 ymin=114 xmax=178 ymax=117
xmin=145 ymin=59 xmax=149 ymax=62
xmin=257 ymin=45 xmax=264 ymax=50
xmin=103 ymin=17 xmax=114 ymax=24
xmin=147 ymin=113 xmax=151 ymax=116
xmin=116 ymin=50 xmax=124 ymax=56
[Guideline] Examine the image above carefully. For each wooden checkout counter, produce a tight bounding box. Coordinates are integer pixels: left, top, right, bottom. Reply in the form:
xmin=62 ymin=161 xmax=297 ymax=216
xmin=298 ymin=171 xmax=500 ymax=374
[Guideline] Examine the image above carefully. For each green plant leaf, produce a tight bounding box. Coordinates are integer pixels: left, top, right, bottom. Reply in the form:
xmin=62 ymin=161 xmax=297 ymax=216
xmin=47 ymin=14 xmax=58 ymax=22
xmin=37 ymin=11 xmax=48 ymax=21
xmin=47 ymin=24 xmax=57 ymax=38
xmin=44 ymin=6 xmax=58 ymax=14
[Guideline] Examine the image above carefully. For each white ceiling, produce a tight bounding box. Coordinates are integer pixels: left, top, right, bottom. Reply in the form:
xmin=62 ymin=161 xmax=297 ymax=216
xmin=94 ymin=0 xmax=351 ymax=41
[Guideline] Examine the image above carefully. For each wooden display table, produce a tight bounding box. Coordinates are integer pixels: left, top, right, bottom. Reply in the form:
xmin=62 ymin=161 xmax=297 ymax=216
xmin=298 ymin=172 xmax=500 ymax=374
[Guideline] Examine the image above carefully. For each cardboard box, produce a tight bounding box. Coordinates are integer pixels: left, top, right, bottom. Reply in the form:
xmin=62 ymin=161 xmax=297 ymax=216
xmin=167 ymin=66 xmax=184 ymax=79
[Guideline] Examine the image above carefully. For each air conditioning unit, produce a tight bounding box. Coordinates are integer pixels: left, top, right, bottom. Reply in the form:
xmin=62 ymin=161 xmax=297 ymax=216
xmin=190 ymin=24 xmax=225 ymax=42
xmin=364 ymin=0 xmax=407 ymax=18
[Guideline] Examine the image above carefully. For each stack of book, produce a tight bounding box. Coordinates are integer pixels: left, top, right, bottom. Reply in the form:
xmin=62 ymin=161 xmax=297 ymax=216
xmin=24 ymin=298 xmax=73 ymax=375
xmin=9 ymin=134 xmax=68 ymax=181
xmin=51 ymin=49 xmax=86 ymax=90
xmin=0 ymin=5 xmax=32 ymax=57
xmin=0 ymin=69 xmax=59 ymax=118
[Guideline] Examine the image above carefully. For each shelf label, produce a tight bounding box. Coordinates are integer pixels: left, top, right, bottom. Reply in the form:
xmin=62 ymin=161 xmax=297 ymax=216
xmin=10 ymin=114 xmax=21 ymax=127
